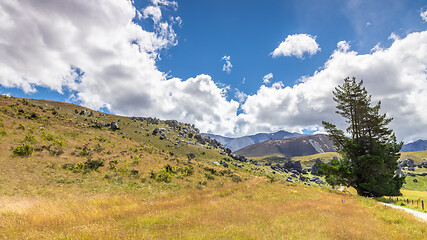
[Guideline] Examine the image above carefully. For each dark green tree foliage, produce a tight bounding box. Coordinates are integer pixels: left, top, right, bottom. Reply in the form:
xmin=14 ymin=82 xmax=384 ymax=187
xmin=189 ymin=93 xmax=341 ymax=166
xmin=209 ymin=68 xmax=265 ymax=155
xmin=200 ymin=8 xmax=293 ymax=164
xmin=320 ymin=77 xmax=404 ymax=197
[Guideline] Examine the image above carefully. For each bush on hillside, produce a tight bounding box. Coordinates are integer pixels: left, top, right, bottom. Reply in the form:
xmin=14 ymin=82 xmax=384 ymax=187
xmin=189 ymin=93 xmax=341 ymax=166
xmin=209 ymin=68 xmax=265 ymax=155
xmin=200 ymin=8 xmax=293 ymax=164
xmin=231 ymin=174 xmax=242 ymax=183
xmin=62 ymin=158 xmax=104 ymax=173
xmin=13 ymin=143 xmax=34 ymax=157
xmin=150 ymin=164 xmax=174 ymax=183
xmin=24 ymin=134 xmax=38 ymax=143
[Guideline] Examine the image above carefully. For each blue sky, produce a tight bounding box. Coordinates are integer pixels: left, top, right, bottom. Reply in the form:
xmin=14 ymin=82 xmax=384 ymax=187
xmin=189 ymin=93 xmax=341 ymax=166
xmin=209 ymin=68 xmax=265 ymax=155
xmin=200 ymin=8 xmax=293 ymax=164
xmin=1 ymin=0 xmax=427 ymax=141
xmin=154 ymin=0 xmax=426 ymax=95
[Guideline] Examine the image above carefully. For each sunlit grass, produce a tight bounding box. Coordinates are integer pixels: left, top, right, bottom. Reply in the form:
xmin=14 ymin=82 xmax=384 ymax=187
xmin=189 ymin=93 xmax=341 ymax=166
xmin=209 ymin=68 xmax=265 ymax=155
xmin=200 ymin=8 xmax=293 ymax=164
xmin=1 ymin=180 xmax=426 ymax=239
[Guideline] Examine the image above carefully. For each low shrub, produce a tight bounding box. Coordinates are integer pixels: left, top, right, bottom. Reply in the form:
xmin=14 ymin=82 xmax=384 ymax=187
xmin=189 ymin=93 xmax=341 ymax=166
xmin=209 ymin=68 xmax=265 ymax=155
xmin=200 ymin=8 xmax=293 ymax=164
xmin=93 ymin=143 xmax=104 ymax=153
xmin=150 ymin=164 xmax=174 ymax=183
xmin=24 ymin=135 xmax=38 ymax=143
xmin=177 ymin=166 xmax=194 ymax=176
xmin=204 ymin=167 xmax=217 ymax=175
xmin=13 ymin=143 xmax=34 ymax=157
xmin=78 ymin=143 xmax=91 ymax=157
xmin=27 ymin=112 xmax=39 ymax=120
xmin=62 ymin=158 xmax=104 ymax=173
xmin=132 ymin=155 xmax=141 ymax=165
xmin=231 ymin=174 xmax=242 ymax=183
xmin=205 ymin=173 xmax=215 ymax=180
xmin=49 ymin=147 xmax=64 ymax=156
xmin=85 ymin=159 xmax=104 ymax=171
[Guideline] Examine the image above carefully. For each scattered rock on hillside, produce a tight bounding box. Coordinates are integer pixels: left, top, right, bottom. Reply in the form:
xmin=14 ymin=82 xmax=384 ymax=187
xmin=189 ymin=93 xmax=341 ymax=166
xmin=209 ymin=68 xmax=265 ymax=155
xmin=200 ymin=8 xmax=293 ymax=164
xmin=395 ymin=168 xmax=405 ymax=177
xmin=418 ymin=162 xmax=427 ymax=168
xmin=111 ymin=122 xmax=120 ymax=130
xmin=311 ymin=158 xmax=323 ymax=175
xmin=270 ymin=160 xmax=304 ymax=173
xmin=152 ymin=128 xmax=165 ymax=136
xmin=413 ymin=179 xmax=418 ymax=182
xmin=398 ymin=158 xmax=415 ymax=168
xmin=310 ymin=176 xmax=324 ymax=185
xmin=220 ymin=160 xmax=228 ymax=168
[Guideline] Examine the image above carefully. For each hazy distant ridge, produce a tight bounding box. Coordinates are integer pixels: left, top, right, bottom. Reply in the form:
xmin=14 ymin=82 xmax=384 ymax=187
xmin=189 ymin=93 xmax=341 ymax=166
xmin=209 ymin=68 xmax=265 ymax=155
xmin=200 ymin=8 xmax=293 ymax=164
xmin=401 ymin=140 xmax=427 ymax=152
xmin=233 ymin=134 xmax=335 ymax=158
xmin=203 ymin=130 xmax=304 ymax=152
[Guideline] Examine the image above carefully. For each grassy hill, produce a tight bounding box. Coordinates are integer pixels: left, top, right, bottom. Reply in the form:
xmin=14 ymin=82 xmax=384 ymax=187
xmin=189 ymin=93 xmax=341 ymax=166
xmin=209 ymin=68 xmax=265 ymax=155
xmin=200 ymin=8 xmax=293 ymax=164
xmin=400 ymin=150 xmax=427 ymax=164
xmin=0 ymin=95 xmax=426 ymax=239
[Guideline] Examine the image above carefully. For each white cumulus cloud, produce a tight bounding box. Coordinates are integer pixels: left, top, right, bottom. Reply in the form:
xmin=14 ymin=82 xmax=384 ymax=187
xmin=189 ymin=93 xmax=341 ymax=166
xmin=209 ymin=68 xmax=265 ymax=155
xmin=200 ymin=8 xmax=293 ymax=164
xmin=0 ymin=0 xmax=239 ymax=136
xmin=337 ymin=41 xmax=351 ymax=52
xmin=272 ymin=34 xmax=320 ymax=58
xmin=234 ymin=89 xmax=248 ymax=104
xmin=222 ymin=55 xmax=233 ymax=74
xmin=421 ymin=9 xmax=427 ymax=22
xmin=239 ymin=31 xmax=427 ymax=142
xmin=143 ymin=6 xmax=162 ymax=23
xmin=262 ymin=73 xmax=273 ymax=84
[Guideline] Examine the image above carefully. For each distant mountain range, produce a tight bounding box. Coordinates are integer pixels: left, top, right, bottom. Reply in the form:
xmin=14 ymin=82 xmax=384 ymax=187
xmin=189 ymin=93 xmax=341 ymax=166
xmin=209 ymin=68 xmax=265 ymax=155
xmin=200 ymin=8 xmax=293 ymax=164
xmin=233 ymin=134 xmax=335 ymax=158
xmin=203 ymin=130 xmax=304 ymax=152
xmin=205 ymin=130 xmax=427 ymax=158
xmin=401 ymin=139 xmax=427 ymax=152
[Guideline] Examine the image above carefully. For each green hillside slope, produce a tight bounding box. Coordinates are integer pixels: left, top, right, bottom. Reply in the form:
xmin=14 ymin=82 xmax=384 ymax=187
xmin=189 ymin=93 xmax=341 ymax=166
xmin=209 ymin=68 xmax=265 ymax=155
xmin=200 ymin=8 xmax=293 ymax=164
xmin=0 ymin=95 xmax=426 ymax=239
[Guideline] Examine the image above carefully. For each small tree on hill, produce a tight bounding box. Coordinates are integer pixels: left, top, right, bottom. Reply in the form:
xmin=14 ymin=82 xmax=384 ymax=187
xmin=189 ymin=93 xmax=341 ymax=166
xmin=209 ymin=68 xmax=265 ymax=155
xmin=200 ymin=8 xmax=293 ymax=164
xmin=319 ymin=77 xmax=404 ymax=197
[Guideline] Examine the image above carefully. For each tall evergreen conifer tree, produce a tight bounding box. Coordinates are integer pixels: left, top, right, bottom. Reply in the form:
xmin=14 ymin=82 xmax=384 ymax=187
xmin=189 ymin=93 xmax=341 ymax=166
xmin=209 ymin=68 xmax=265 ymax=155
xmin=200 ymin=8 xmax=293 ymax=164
xmin=320 ymin=77 xmax=404 ymax=197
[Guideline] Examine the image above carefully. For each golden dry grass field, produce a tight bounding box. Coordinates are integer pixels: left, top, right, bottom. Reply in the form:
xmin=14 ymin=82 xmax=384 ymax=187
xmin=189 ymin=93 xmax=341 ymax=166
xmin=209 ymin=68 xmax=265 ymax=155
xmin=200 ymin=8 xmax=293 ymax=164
xmin=0 ymin=95 xmax=426 ymax=239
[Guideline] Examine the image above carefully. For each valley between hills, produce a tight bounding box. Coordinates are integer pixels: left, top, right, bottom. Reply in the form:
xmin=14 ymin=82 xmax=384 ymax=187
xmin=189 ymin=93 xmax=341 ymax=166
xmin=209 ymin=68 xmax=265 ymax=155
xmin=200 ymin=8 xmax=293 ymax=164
xmin=0 ymin=95 xmax=426 ymax=239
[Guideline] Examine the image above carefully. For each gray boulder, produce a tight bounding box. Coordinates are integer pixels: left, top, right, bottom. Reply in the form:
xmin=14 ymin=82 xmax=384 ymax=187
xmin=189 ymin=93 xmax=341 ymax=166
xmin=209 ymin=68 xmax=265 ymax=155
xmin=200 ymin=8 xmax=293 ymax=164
xmin=220 ymin=161 xmax=229 ymax=168
xmin=310 ymin=176 xmax=320 ymax=182
xmin=111 ymin=122 xmax=120 ymax=130
xmin=311 ymin=158 xmax=323 ymax=175
xmin=315 ymin=179 xmax=324 ymax=185
xmin=395 ymin=167 xmax=405 ymax=177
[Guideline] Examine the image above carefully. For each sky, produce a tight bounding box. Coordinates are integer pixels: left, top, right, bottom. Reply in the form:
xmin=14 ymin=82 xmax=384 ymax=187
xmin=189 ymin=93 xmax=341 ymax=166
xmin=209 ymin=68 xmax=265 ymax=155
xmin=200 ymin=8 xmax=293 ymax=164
xmin=0 ymin=0 xmax=427 ymax=143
